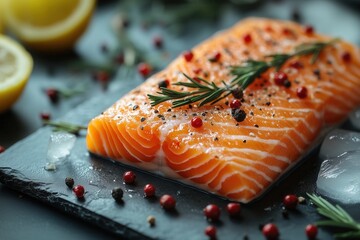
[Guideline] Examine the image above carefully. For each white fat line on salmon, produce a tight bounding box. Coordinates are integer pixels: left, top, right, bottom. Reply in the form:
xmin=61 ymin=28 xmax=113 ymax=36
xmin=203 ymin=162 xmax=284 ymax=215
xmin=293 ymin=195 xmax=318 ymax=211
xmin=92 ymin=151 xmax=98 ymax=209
xmin=210 ymin=147 xmax=290 ymax=163
xmin=228 ymin=161 xmax=273 ymax=182
xmin=113 ymin=127 xmax=145 ymax=162
xmin=167 ymin=153 xmax=211 ymax=168
xmin=326 ymin=54 xmax=360 ymax=83
xmin=215 ymin=124 xmax=310 ymax=146
xmin=213 ymin=170 xmax=263 ymax=192
xmin=248 ymin=114 xmax=318 ymax=134
xmin=317 ymin=62 xmax=358 ymax=90
xmin=317 ymin=81 xmax=359 ymax=104
xmin=185 ymin=160 xmax=223 ymax=180
xmin=99 ymin=123 xmax=118 ymax=157
xmin=265 ymin=106 xmax=323 ymax=119
xmin=224 ymin=156 xmax=282 ymax=173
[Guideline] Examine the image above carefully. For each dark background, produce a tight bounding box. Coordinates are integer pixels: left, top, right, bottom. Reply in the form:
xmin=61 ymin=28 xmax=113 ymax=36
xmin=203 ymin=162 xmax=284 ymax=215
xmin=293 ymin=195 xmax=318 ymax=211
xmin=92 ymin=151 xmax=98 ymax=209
xmin=1 ymin=1 xmax=360 ymax=239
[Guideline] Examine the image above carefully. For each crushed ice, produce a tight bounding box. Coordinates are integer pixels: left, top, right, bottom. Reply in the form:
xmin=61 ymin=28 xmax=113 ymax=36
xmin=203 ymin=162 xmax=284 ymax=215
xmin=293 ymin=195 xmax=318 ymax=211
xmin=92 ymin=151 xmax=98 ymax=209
xmin=316 ymin=129 xmax=360 ymax=204
xmin=44 ymin=132 xmax=76 ymax=171
xmin=349 ymin=107 xmax=360 ymax=130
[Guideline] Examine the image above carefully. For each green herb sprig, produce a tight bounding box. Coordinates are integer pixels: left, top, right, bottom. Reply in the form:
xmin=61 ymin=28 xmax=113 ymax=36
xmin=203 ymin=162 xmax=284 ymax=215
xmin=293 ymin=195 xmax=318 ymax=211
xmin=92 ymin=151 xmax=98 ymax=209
xmin=43 ymin=121 xmax=87 ymax=135
xmin=308 ymin=194 xmax=360 ymax=239
xmin=148 ymin=39 xmax=338 ymax=108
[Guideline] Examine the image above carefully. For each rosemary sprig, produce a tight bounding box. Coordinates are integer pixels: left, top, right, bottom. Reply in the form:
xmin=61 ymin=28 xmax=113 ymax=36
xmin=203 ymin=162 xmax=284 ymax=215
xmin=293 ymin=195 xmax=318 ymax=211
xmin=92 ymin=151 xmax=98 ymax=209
xmin=148 ymin=39 xmax=337 ymax=108
xmin=307 ymin=194 xmax=360 ymax=239
xmin=43 ymin=120 xmax=87 ymax=135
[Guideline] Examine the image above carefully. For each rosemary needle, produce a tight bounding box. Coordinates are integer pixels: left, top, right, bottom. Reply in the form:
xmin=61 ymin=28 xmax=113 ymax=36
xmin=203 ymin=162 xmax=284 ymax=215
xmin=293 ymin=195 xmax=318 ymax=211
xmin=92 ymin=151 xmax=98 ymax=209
xmin=43 ymin=120 xmax=87 ymax=135
xmin=148 ymin=39 xmax=338 ymax=108
xmin=307 ymin=194 xmax=360 ymax=239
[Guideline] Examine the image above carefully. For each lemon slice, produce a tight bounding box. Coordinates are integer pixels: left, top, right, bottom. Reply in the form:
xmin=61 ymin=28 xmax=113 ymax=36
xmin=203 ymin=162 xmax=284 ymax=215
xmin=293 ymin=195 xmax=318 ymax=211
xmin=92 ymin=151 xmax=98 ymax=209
xmin=0 ymin=35 xmax=33 ymax=113
xmin=2 ymin=0 xmax=96 ymax=53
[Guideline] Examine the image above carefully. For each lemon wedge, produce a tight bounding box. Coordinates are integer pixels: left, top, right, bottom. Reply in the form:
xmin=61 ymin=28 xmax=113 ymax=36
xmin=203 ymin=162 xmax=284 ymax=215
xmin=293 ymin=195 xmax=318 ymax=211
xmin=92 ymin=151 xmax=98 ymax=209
xmin=0 ymin=35 xmax=33 ymax=113
xmin=2 ymin=0 xmax=96 ymax=53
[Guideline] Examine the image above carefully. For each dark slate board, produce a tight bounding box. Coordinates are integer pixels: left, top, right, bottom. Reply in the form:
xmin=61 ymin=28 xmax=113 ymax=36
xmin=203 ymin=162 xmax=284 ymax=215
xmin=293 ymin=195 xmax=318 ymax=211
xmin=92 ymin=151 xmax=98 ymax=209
xmin=0 ymin=90 xmax=359 ymax=240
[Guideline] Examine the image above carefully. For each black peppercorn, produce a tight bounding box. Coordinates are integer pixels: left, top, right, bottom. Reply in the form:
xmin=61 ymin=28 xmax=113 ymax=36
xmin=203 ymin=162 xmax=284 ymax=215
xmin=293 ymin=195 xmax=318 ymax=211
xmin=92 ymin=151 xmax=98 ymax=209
xmin=112 ymin=187 xmax=124 ymax=201
xmin=65 ymin=177 xmax=74 ymax=188
xmin=284 ymin=80 xmax=291 ymax=88
xmin=231 ymin=109 xmax=246 ymax=122
xmin=231 ymin=87 xmax=244 ymax=99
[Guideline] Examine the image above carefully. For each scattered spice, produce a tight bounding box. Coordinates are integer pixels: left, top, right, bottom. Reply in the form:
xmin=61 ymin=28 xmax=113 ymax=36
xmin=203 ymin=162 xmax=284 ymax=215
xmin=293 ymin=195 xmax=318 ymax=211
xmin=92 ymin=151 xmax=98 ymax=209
xmin=231 ymin=109 xmax=247 ymax=122
xmin=153 ymin=36 xmax=163 ymax=49
xmin=123 ymin=171 xmax=136 ymax=184
xmin=46 ymin=88 xmax=59 ymax=103
xmin=208 ymin=52 xmax=221 ymax=62
xmin=65 ymin=177 xmax=74 ymax=188
xmin=73 ymin=185 xmax=85 ymax=199
xmin=243 ymin=33 xmax=252 ymax=44
xmin=140 ymin=117 xmax=146 ymax=122
xmin=283 ymin=80 xmax=291 ymax=88
xmin=283 ymin=194 xmax=298 ymax=210
xmin=191 ymin=116 xmax=203 ymax=128
xmin=341 ymin=52 xmax=351 ymax=63
xmin=0 ymin=145 xmax=5 ymax=153
xmin=203 ymin=204 xmax=221 ymax=221
xmin=147 ymin=215 xmax=156 ymax=226
xmin=304 ymin=25 xmax=314 ymax=35
xmin=296 ymin=86 xmax=308 ymax=99
xmin=313 ymin=69 xmax=321 ymax=80
xmin=112 ymin=187 xmax=124 ymax=201
xmin=298 ymin=196 xmax=306 ymax=204
xmin=227 ymin=202 xmax=241 ymax=217
xmin=158 ymin=80 xmax=170 ymax=89
xmin=160 ymin=194 xmax=176 ymax=210
xmin=183 ymin=50 xmax=194 ymax=62
xmin=262 ymin=223 xmax=279 ymax=240
xmin=274 ymin=72 xmax=288 ymax=86
xmin=133 ymin=105 xmax=139 ymax=110
xmin=204 ymin=225 xmax=217 ymax=239
xmin=144 ymin=184 xmax=156 ymax=198
xmin=138 ymin=63 xmax=152 ymax=77
xmin=230 ymin=99 xmax=241 ymax=109
xmin=281 ymin=207 xmax=289 ymax=219
xmin=305 ymin=224 xmax=318 ymax=239
xmin=289 ymin=60 xmax=303 ymax=69
xmin=40 ymin=112 xmax=51 ymax=121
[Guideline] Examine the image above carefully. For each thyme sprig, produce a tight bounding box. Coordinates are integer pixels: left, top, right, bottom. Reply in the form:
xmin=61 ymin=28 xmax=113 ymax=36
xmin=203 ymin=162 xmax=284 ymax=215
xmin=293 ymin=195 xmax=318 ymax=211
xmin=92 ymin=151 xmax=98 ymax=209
xmin=308 ymin=194 xmax=360 ymax=239
xmin=148 ymin=39 xmax=337 ymax=108
xmin=43 ymin=120 xmax=87 ymax=135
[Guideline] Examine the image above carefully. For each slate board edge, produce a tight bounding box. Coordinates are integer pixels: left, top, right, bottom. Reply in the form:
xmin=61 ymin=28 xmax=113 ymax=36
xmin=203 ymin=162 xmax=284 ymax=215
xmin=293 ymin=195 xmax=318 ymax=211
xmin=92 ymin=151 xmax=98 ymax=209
xmin=0 ymin=167 xmax=152 ymax=240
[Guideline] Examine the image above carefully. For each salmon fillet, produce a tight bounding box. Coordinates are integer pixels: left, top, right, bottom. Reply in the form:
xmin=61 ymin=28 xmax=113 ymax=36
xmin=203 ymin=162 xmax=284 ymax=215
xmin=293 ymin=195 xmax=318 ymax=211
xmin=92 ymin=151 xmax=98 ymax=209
xmin=86 ymin=18 xmax=360 ymax=203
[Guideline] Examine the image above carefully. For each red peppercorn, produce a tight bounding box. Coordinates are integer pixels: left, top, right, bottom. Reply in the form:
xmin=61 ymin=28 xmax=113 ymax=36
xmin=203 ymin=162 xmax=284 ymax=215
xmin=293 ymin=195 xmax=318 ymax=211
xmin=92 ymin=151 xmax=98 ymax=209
xmin=204 ymin=226 xmax=217 ymax=239
xmin=209 ymin=52 xmax=221 ymax=62
xmin=144 ymin=184 xmax=156 ymax=197
xmin=46 ymin=88 xmax=59 ymax=103
xmin=160 ymin=194 xmax=176 ymax=210
xmin=262 ymin=223 xmax=279 ymax=240
xmin=265 ymin=26 xmax=273 ymax=32
xmin=342 ymin=52 xmax=351 ymax=63
xmin=289 ymin=60 xmax=303 ymax=69
xmin=229 ymin=99 xmax=241 ymax=109
xmin=305 ymin=224 xmax=318 ymax=239
xmin=304 ymin=25 xmax=314 ymax=35
xmin=114 ymin=53 xmax=124 ymax=64
xmin=137 ymin=63 xmax=152 ymax=77
xmin=296 ymin=86 xmax=308 ymax=99
xmin=153 ymin=36 xmax=163 ymax=48
xmin=193 ymin=68 xmax=202 ymax=74
xmin=203 ymin=204 xmax=221 ymax=221
xmin=243 ymin=33 xmax=252 ymax=44
xmin=227 ymin=202 xmax=241 ymax=216
xmin=73 ymin=185 xmax=85 ymax=198
xmin=274 ymin=72 xmax=288 ymax=86
xmin=94 ymin=71 xmax=110 ymax=83
xmin=123 ymin=171 xmax=136 ymax=184
xmin=40 ymin=112 xmax=51 ymax=121
xmin=283 ymin=28 xmax=292 ymax=35
xmin=0 ymin=145 xmax=5 ymax=153
xmin=191 ymin=117 xmax=203 ymax=128
xmin=283 ymin=194 xmax=298 ymax=209
xmin=183 ymin=50 xmax=194 ymax=62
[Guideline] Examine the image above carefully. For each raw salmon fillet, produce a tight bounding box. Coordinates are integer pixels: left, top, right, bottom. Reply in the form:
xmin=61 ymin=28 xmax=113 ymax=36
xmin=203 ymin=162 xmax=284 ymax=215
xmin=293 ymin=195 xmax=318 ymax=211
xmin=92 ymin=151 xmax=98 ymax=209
xmin=86 ymin=18 xmax=360 ymax=203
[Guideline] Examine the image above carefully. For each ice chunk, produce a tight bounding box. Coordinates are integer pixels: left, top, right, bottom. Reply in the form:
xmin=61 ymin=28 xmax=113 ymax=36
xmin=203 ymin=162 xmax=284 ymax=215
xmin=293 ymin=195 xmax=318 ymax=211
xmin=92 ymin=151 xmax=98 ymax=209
xmin=319 ymin=129 xmax=360 ymax=160
xmin=349 ymin=108 xmax=360 ymax=130
xmin=316 ymin=151 xmax=360 ymax=204
xmin=45 ymin=132 xmax=76 ymax=170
